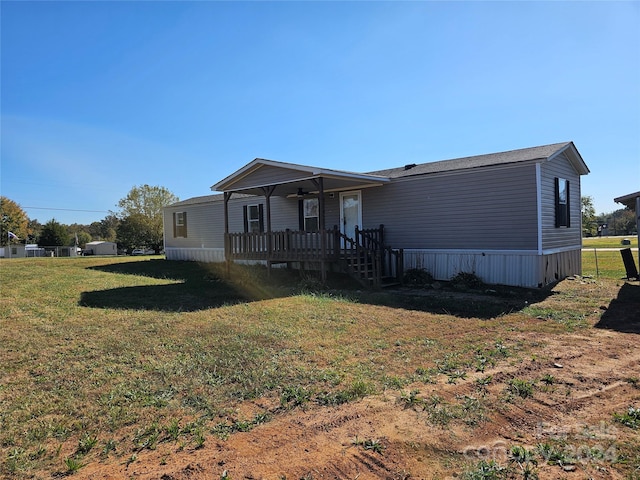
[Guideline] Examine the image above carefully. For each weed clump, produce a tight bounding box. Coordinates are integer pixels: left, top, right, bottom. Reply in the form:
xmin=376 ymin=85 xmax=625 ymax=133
xmin=297 ymin=273 xmax=326 ymax=293
xmin=315 ymin=380 xmax=374 ymax=406
xmin=462 ymin=459 xmax=508 ymax=479
xmin=403 ymin=268 xmax=435 ymax=287
xmin=507 ymin=378 xmax=536 ymax=399
xmin=353 ymin=437 xmax=385 ymax=454
xmin=613 ymin=406 xmax=640 ymax=429
xmin=450 ymin=271 xmax=484 ymax=289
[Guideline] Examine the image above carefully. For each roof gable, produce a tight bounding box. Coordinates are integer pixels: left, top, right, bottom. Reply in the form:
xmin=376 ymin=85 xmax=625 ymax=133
xmin=211 ymin=158 xmax=389 ymax=194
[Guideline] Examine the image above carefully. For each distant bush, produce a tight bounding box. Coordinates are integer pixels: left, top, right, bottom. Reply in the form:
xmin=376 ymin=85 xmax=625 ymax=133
xmin=403 ymin=268 xmax=434 ymax=287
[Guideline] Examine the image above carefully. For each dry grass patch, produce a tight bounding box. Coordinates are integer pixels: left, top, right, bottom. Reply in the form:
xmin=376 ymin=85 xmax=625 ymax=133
xmin=1 ymin=256 xmax=638 ymax=478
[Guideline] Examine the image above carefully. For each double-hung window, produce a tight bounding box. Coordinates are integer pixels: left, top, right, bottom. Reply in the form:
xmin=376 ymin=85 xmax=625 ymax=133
xmin=173 ymin=212 xmax=187 ymax=237
xmin=243 ymin=204 xmax=264 ymax=233
xmin=302 ymin=198 xmax=319 ymax=232
xmin=555 ymin=177 xmax=570 ymax=228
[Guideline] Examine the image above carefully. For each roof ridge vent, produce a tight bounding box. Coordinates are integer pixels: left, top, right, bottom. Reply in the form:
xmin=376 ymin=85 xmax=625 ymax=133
xmin=404 ymin=163 xmax=417 ymax=170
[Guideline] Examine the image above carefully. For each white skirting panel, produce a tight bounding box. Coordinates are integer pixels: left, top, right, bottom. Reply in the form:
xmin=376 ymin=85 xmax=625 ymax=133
xmin=165 ymin=247 xmax=225 ymax=263
xmin=538 ymin=248 xmax=582 ymax=286
xmin=404 ymin=249 xmax=581 ymax=288
xmin=164 ymin=248 xmax=268 ymax=266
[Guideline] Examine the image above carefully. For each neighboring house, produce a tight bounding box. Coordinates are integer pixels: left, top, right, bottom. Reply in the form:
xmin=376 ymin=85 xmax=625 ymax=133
xmin=0 ymin=244 xmax=26 ymax=258
xmin=84 ymin=241 xmax=117 ymax=256
xmin=164 ymin=142 xmax=589 ymax=288
xmin=1 ymin=245 xmax=78 ymax=258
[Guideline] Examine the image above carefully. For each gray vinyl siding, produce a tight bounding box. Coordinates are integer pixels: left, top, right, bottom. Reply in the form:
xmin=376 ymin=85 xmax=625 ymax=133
xmin=164 ymin=194 xmax=338 ymax=250
xmin=540 ymin=152 xmax=582 ymax=251
xmin=164 ymin=200 xmax=225 ymax=249
xmin=268 ymin=194 xmax=341 ymax=230
xmin=361 ymin=163 xmax=539 ymax=250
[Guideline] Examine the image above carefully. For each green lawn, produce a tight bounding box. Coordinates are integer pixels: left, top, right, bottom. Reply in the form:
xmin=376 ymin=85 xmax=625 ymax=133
xmin=582 ymin=249 xmax=639 ymax=279
xmin=582 ymin=235 xmax=638 ymax=249
xmin=0 ymin=256 xmax=637 ymax=477
xmin=582 ymin=240 xmax=639 ymax=279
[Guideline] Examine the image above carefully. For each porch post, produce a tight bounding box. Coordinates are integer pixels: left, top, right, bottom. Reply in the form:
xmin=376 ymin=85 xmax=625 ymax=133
xmin=312 ymin=177 xmax=327 ymax=283
xmin=224 ymin=192 xmax=232 ymax=275
xmin=262 ymin=186 xmax=276 ymax=276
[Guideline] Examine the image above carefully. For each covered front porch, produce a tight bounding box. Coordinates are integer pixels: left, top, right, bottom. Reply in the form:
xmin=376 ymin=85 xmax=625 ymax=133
xmin=212 ymin=158 xmax=403 ymax=287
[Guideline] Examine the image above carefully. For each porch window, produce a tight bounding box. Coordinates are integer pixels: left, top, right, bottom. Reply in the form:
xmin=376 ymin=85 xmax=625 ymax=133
xmin=173 ymin=212 xmax=188 ymax=237
xmin=555 ymin=177 xmax=570 ymax=228
xmin=244 ymin=204 xmax=264 ymax=233
xmin=299 ymin=198 xmax=319 ymax=232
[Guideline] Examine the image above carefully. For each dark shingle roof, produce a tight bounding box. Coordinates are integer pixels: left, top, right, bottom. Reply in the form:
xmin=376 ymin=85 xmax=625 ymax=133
xmin=170 ymin=142 xmax=586 ymax=208
xmin=614 ymin=191 xmax=640 ymax=209
xmin=168 ymin=192 xmax=256 ymax=208
xmin=368 ymin=142 xmax=573 ymax=178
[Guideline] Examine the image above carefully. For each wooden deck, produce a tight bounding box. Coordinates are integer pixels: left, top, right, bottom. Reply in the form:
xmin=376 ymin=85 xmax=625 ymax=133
xmin=225 ymin=226 xmax=403 ymax=287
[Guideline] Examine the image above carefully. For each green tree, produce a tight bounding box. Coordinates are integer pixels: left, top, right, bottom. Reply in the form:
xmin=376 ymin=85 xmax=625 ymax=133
xmin=116 ymin=185 xmax=178 ymax=252
xmin=27 ymin=218 xmax=43 ymax=244
xmin=611 ymin=208 xmax=636 ymax=235
xmin=89 ymin=214 xmax=119 ymax=242
xmin=39 ymin=219 xmax=70 ymax=246
xmin=116 ymin=214 xmax=157 ymax=253
xmin=76 ymin=231 xmax=92 ymax=248
xmin=581 ymin=196 xmax=597 ymax=237
xmin=117 ymin=185 xmax=178 ymax=219
xmin=1 ymin=196 xmax=29 ymax=246
xmin=598 ymin=208 xmax=637 ymax=236
xmin=67 ymin=223 xmax=92 ymax=246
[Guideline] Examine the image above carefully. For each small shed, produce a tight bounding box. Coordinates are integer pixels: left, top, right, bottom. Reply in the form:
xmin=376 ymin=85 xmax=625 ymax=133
xmin=0 ymin=244 xmax=26 ymax=258
xmin=84 ymin=241 xmax=118 ymax=256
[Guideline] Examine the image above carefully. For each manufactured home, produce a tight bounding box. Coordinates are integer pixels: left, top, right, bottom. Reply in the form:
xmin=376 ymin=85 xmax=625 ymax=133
xmin=164 ymin=142 xmax=589 ymax=288
xmin=84 ymin=241 xmax=117 ymax=256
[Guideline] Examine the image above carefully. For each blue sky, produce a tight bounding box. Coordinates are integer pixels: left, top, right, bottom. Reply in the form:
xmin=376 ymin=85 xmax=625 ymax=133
xmin=1 ymin=1 xmax=638 ymax=225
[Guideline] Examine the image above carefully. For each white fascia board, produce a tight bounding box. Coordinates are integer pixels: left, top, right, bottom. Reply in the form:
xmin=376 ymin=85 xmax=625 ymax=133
xmin=536 ymin=163 xmax=543 ymax=255
xmin=547 ymin=142 xmax=590 ymax=175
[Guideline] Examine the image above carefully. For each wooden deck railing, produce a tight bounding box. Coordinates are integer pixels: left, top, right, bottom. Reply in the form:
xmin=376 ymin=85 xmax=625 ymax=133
xmin=226 ymin=225 xmax=403 ymax=287
xmin=227 ymin=229 xmax=340 ymax=261
xmin=356 ymin=225 xmax=404 ymax=283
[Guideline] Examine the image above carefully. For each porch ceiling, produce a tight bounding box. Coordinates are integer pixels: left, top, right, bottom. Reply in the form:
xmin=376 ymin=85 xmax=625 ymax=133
xmin=211 ymin=158 xmax=389 ymax=196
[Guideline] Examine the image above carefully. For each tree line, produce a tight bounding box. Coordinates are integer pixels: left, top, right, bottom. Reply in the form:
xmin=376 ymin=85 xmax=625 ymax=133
xmin=581 ymin=196 xmax=637 ymax=237
xmin=1 ymin=185 xmax=178 ymax=253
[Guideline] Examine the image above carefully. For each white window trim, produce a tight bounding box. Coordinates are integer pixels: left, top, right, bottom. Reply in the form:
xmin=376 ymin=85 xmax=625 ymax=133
xmin=247 ymin=204 xmax=261 ymax=233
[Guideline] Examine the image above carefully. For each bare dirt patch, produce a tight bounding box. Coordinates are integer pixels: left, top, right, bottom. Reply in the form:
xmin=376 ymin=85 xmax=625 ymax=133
xmin=69 ymin=280 xmax=640 ymax=480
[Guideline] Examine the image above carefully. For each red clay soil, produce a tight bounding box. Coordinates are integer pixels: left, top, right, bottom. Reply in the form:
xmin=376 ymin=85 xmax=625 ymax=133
xmin=73 ymin=312 xmax=640 ymax=479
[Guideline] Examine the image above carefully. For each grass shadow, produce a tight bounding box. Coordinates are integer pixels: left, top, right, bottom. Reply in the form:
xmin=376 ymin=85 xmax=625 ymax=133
xmin=595 ymin=282 xmax=640 ymax=334
xmin=80 ymin=259 xmax=551 ymax=318
xmin=80 ymin=260 xmax=362 ymax=312
xmin=355 ymin=286 xmax=551 ymax=320
xmin=80 ymin=260 xmax=278 ymax=312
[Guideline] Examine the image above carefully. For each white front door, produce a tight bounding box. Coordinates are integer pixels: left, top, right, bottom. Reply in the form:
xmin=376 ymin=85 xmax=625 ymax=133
xmin=339 ymin=191 xmax=362 ymax=242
